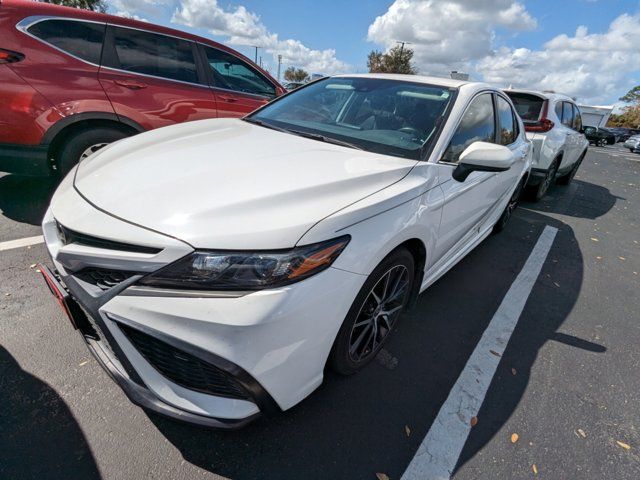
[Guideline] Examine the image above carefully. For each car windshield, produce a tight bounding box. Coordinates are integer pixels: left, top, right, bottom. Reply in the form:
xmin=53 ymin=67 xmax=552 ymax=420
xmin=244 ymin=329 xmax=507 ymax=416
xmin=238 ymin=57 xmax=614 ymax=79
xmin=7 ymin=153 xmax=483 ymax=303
xmin=248 ymin=77 xmax=455 ymax=159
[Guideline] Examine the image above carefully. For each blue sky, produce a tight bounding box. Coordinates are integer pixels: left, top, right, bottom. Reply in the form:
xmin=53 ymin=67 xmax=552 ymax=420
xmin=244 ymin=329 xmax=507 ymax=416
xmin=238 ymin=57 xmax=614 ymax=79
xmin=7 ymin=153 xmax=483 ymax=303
xmin=108 ymin=0 xmax=640 ymax=106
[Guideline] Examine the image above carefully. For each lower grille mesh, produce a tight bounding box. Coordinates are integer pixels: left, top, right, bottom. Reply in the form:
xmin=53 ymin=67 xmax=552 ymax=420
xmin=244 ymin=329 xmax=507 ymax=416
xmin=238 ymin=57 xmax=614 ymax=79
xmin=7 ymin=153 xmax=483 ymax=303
xmin=75 ymin=268 xmax=137 ymax=291
xmin=119 ymin=324 xmax=250 ymax=400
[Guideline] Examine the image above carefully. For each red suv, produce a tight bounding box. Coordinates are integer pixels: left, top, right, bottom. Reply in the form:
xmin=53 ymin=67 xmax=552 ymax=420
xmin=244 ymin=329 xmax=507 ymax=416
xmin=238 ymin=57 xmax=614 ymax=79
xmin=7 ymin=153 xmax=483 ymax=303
xmin=0 ymin=0 xmax=284 ymax=176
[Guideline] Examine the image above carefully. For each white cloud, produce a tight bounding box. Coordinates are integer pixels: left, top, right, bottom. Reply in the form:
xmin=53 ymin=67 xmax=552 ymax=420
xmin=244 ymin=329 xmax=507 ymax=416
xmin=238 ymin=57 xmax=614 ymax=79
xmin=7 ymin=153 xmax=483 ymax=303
xmin=478 ymin=13 xmax=640 ymax=104
xmin=367 ymin=0 xmax=536 ymax=75
xmin=108 ymin=0 xmax=171 ymax=16
xmin=171 ymin=0 xmax=349 ymax=75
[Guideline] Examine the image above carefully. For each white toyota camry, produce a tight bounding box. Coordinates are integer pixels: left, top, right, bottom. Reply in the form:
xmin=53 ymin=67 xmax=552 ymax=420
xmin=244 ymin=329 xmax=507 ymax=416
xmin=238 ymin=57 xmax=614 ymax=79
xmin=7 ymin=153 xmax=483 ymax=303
xmin=41 ymin=74 xmax=532 ymax=428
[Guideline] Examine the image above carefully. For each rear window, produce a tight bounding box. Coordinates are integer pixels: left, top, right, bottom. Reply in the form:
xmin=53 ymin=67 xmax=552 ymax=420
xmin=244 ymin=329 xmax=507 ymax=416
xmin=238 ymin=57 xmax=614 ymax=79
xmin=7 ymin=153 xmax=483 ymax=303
xmin=505 ymin=92 xmax=544 ymax=122
xmin=27 ymin=19 xmax=105 ymax=64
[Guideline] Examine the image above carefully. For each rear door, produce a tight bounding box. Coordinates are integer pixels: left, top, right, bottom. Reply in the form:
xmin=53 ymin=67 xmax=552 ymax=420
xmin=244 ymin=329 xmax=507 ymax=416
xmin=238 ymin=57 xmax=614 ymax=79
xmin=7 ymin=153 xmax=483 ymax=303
xmin=558 ymin=101 xmax=580 ymax=169
xmin=99 ymin=25 xmax=217 ymax=130
xmin=494 ymin=94 xmax=528 ymax=198
xmin=199 ymin=44 xmax=276 ymax=117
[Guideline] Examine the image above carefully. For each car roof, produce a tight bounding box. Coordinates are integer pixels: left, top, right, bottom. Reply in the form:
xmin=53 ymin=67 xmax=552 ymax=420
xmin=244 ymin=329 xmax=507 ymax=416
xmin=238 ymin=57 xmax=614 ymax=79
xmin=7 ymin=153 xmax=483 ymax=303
xmin=330 ymin=73 xmax=492 ymax=90
xmin=503 ymin=87 xmax=576 ymax=103
xmin=3 ymin=0 xmax=282 ymax=87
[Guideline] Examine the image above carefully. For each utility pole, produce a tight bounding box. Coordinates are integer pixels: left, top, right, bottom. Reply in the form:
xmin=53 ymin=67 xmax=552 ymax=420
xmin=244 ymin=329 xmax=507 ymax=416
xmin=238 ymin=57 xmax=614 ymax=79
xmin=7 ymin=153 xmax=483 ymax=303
xmin=253 ymin=46 xmax=259 ymax=63
xmin=277 ymin=54 xmax=282 ymax=82
xmin=396 ymin=40 xmax=411 ymax=55
xmin=259 ymin=56 xmax=262 ymax=68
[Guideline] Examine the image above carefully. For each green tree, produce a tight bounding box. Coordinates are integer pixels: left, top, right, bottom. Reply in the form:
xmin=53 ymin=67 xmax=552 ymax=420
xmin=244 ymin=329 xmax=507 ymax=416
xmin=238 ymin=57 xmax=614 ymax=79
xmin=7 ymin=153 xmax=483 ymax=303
xmin=619 ymin=85 xmax=640 ymax=104
xmin=283 ymin=67 xmax=309 ymax=83
xmin=607 ymin=106 xmax=640 ymax=129
xmin=367 ymin=46 xmax=417 ymax=74
xmin=42 ymin=0 xmax=107 ymax=13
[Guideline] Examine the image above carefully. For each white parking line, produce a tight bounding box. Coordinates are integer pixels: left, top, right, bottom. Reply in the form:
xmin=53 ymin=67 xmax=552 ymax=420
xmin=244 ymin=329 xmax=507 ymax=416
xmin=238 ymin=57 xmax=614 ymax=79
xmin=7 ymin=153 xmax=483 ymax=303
xmin=401 ymin=225 xmax=558 ymax=480
xmin=0 ymin=235 xmax=44 ymax=252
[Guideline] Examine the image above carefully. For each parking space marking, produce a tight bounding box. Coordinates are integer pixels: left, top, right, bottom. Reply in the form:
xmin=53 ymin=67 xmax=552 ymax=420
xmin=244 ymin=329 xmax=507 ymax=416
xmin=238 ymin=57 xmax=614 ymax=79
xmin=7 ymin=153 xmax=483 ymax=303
xmin=401 ymin=225 xmax=558 ymax=480
xmin=0 ymin=235 xmax=44 ymax=252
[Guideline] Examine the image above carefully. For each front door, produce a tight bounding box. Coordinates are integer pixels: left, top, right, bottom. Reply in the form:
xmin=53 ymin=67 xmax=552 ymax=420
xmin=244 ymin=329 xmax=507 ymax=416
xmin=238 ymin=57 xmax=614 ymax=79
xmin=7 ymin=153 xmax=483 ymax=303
xmin=199 ymin=44 xmax=276 ymax=117
xmin=432 ymin=92 xmax=502 ymax=265
xmin=99 ymin=25 xmax=217 ymax=131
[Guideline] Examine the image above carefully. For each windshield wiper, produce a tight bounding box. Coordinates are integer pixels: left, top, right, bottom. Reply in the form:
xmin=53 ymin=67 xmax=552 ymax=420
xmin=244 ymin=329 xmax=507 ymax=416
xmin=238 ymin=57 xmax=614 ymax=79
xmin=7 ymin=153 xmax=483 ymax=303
xmin=242 ymin=117 xmax=290 ymax=134
xmin=287 ymin=130 xmax=364 ymax=150
xmin=243 ymin=118 xmax=363 ymax=150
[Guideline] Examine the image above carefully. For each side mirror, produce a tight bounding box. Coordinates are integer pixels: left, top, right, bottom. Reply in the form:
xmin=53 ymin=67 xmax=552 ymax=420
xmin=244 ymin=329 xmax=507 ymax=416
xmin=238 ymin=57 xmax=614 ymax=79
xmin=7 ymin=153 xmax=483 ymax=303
xmin=452 ymin=142 xmax=516 ymax=182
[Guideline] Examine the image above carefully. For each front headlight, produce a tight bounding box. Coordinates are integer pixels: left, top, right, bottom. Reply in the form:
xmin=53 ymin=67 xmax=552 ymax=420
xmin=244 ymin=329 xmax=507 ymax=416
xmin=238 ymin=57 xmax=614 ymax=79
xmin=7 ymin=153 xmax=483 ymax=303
xmin=138 ymin=236 xmax=350 ymax=291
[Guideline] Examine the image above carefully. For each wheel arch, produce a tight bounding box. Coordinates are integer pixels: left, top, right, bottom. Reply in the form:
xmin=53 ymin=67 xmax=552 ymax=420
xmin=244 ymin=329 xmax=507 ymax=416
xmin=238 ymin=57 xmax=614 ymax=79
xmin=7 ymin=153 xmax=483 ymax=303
xmin=385 ymin=238 xmax=427 ymax=311
xmin=42 ymin=113 xmax=144 ymax=170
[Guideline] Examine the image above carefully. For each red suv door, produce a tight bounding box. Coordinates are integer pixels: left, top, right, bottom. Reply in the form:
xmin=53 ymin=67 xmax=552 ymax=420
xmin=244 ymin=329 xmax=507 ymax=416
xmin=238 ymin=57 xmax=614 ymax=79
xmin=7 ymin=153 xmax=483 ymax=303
xmin=99 ymin=24 xmax=218 ymax=130
xmin=199 ymin=44 xmax=277 ymax=117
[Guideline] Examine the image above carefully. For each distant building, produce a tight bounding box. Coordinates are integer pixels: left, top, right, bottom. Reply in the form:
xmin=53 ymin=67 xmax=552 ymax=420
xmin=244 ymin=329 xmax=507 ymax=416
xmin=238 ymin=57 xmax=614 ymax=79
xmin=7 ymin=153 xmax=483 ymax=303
xmin=450 ymin=71 xmax=469 ymax=81
xmin=578 ymin=104 xmax=614 ymax=128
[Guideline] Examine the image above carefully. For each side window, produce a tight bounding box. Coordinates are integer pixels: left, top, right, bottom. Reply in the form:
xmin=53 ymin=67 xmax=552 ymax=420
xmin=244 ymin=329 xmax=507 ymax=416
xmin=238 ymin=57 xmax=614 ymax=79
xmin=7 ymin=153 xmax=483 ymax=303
xmin=562 ymin=102 xmax=574 ymax=128
xmin=572 ymin=104 xmax=583 ymax=131
xmin=27 ymin=19 xmax=105 ymax=64
xmin=442 ymin=93 xmax=495 ymax=164
xmin=107 ymin=26 xmax=197 ymax=83
xmin=203 ymin=46 xmax=275 ymax=98
xmin=555 ymin=102 xmax=563 ymax=120
xmin=496 ymin=95 xmax=516 ymax=145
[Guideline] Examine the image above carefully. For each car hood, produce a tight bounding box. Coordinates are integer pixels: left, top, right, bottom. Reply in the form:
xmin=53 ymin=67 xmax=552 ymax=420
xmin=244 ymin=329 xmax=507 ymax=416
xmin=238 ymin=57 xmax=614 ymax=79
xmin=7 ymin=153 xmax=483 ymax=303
xmin=74 ymin=118 xmax=416 ymax=249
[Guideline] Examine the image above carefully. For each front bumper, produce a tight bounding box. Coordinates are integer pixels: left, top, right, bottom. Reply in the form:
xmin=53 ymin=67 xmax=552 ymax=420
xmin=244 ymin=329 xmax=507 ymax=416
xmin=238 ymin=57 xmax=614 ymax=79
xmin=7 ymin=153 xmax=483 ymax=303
xmin=41 ymin=187 xmax=366 ymax=426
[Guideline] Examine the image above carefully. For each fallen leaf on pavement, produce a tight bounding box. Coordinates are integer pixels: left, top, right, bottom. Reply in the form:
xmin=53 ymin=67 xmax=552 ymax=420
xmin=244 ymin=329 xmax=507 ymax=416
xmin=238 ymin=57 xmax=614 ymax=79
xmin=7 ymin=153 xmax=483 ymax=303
xmin=511 ymin=433 xmax=519 ymax=443
xmin=590 ymin=237 xmax=599 ymax=242
xmin=470 ymin=416 xmax=478 ymax=427
xmin=577 ymin=429 xmax=586 ymax=438
xmin=532 ymin=464 xmax=538 ymax=475
xmin=376 ymin=473 xmax=389 ymax=480
xmin=79 ymin=360 xmax=89 ymax=366
xmin=616 ymin=441 xmax=631 ymax=450
xmin=596 ymin=256 xmax=602 ymax=260
xmin=405 ymin=425 xmax=410 ymax=437
xmin=618 ymin=256 xmax=626 ymax=261
xmin=29 ymin=264 xmax=36 ymax=269
xmin=489 ymin=350 xmax=501 ymax=357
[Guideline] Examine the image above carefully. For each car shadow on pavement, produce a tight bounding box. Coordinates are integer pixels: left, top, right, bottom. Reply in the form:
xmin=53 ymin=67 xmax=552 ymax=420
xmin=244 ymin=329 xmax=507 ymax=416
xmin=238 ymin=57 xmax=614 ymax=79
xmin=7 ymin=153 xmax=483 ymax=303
xmin=525 ymin=179 xmax=621 ymax=220
xmin=0 ymin=346 xmax=101 ymax=480
xmin=0 ymin=174 xmax=57 ymax=226
xmin=147 ymin=184 xmax=611 ymax=480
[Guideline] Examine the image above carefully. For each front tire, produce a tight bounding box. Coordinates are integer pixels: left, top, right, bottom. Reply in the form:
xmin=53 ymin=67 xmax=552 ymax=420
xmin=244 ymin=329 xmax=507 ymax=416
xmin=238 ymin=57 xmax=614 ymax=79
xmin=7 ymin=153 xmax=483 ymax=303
xmin=525 ymin=158 xmax=558 ymax=202
xmin=557 ymin=151 xmax=585 ymax=185
xmin=329 ymin=248 xmax=414 ymax=375
xmin=56 ymin=127 xmax=131 ymax=177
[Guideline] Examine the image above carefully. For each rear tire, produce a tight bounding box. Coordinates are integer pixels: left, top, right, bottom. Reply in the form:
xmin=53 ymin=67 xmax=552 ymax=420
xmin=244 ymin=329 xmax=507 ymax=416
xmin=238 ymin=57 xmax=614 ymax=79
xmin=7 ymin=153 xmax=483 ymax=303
xmin=493 ymin=177 xmax=525 ymax=233
xmin=329 ymin=248 xmax=414 ymax=375
xmin=56 ymin=127 xmax=131 ymax=177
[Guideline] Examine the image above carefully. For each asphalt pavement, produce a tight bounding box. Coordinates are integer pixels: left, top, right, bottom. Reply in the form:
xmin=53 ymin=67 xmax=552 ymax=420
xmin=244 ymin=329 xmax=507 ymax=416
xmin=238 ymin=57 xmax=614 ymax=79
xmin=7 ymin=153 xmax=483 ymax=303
xmin=1 ymin=143 xmax=638 ymax=480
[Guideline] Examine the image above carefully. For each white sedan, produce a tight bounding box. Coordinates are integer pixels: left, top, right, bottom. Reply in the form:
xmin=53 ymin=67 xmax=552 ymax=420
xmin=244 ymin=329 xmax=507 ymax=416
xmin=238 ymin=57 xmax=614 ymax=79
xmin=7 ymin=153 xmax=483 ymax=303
xmin=41 ymin=74 xmax=532 ymax=428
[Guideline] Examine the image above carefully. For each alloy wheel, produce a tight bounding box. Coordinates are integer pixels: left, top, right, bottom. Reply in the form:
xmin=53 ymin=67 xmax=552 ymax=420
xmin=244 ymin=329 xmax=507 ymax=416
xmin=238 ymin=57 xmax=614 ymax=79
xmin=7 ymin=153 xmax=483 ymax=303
xmin=347 ymin=265 xmax=410 ymax=363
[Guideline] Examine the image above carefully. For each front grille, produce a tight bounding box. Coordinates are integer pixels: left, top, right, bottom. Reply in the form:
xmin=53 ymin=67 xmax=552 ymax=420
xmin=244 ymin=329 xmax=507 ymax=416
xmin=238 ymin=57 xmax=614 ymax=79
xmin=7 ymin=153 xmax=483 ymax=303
xmin=75 ymin=267 xmax=138 ymax=291
xmin=119 ymin=324 xmax=250 ymax=400
xmin=56 ymin=222 xmax=162 ymax=254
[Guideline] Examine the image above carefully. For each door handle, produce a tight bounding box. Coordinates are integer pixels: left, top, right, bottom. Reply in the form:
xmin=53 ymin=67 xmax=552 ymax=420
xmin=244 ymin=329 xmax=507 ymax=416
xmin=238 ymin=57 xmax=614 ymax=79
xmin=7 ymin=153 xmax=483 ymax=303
xmin=114 ymin=79 xmax=148 ymax=90
xmin=218 ymin=95 xmax=237 ymax=103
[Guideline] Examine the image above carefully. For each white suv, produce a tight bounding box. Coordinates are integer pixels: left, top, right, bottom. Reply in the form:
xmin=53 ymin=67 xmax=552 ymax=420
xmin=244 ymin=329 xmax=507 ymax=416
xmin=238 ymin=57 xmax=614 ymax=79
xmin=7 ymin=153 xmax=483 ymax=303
xmin=505 ymin=89 xmax=588 ymax=201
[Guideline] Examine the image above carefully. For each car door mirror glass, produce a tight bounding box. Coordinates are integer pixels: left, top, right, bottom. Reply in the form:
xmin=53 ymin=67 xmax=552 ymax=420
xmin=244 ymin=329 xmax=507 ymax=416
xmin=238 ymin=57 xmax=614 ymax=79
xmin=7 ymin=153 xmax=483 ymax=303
xmin=452 ymin=141 xmax=515 ymax=182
